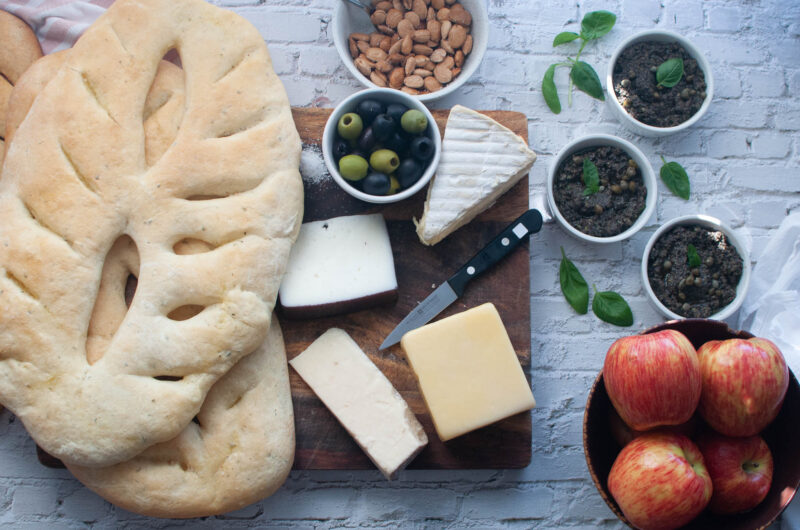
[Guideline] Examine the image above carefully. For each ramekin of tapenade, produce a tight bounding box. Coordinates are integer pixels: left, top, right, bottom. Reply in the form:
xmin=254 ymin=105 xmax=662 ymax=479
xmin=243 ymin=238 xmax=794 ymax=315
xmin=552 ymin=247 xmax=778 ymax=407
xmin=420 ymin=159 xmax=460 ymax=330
xmin=606 ymin=30 xmax=714 ymax=137
xmin=547 ymin=134 xmax=657 ymax=244
xmin=642 ymin=215 xmax=751 ymax=321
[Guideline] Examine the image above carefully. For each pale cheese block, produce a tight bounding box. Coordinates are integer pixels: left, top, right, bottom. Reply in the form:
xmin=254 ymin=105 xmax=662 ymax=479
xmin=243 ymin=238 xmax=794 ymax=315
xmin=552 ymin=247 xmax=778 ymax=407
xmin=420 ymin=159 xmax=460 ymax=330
xmin=290 ymin=328 xmax=428 ymax=480
xmin=415 ymin=105 xmax=537 ymax=246
xmin=278 ymin=214 xmax=398 ymax=318
xmin=401 ymin=303 xmax=536 ymax=441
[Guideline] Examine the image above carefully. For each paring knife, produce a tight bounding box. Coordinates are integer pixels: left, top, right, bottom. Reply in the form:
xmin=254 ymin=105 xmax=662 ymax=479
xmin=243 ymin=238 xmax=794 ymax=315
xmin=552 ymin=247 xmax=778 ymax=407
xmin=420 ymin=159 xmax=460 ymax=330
xmin=379 ymin=208 xmax=544 ymax=350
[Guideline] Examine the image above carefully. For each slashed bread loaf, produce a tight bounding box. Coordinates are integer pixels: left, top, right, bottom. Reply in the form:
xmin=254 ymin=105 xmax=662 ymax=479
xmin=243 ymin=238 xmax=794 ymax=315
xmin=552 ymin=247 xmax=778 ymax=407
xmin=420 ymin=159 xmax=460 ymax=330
xmin=0 ymin=0 xmax=303 ymax=467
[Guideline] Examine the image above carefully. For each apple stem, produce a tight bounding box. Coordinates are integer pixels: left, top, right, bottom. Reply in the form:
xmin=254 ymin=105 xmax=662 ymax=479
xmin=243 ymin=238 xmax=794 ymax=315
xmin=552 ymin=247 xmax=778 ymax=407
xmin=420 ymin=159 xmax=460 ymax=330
xmin=742 ymin=461 xmax=760 ymax=473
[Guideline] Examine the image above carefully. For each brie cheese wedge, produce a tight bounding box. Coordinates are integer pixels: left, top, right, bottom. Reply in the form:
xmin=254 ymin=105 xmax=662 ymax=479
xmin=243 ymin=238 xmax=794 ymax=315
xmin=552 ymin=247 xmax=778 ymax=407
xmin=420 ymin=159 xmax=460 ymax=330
xmin=415 ymin=105 xmax=537 ymax=246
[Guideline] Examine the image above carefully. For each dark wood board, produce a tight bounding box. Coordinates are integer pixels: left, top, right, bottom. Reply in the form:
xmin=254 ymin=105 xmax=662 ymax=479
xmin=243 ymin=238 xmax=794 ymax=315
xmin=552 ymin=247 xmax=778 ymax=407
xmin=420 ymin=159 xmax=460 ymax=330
xmin=284 ymin=108 xmax=532 ymax=470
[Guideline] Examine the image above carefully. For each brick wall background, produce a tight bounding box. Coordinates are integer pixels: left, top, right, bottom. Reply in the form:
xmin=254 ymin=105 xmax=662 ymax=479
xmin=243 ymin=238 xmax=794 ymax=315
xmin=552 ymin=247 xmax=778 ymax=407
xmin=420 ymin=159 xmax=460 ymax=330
xmin=0 ymin=0 xmax=798 ymax=527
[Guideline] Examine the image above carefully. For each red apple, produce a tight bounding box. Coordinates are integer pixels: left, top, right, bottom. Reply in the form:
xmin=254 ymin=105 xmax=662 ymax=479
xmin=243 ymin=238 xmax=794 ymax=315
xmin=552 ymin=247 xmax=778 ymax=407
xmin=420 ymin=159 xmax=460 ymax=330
xmin=698 ymin=337 xmax=789 ymax=437
xmin=608 ymin=432 xmax=713 ymax=530
xmin=604 ymin=330 xmax=701 ymax=431
xmin=697 ymin=432 xmax=773 ymax=514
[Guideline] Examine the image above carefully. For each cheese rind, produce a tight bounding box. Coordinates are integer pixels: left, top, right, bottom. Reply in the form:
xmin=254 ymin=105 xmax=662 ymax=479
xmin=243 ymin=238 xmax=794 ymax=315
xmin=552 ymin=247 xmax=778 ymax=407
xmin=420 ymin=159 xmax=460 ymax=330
xmin=415 ymin=105 xmax=537 ymax=246
xmin=401 ymin=303 xmax=536 ymax=441
xmin=278 ymin=214 xmax=398 ymax=318
xmin=289 ymin=328 xmax=427 ymax=479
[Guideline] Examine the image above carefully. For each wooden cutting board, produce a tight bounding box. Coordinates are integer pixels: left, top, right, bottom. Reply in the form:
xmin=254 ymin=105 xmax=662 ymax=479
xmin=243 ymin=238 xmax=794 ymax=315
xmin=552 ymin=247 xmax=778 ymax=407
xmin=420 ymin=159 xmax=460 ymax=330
xmin=284 ymin=108 xmax=532 ymax=470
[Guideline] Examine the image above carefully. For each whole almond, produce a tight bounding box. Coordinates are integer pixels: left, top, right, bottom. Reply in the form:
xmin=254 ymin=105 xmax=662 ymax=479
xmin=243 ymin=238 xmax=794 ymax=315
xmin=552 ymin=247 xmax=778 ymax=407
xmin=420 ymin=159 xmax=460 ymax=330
xmin=397 ymin=19 xmax=414 ymax=38
xmin=451 ymin=66 xmax=461 ymax=77
xmin=401 ymin=87 xmax=421 ymax=95
xmin=463 ymin=34 xmax=473 ymax=54
xmin=440 ymin=20 xmax=452 ymax=39
xmin=357 ymin=40 xmax=370 ymax=54
xmin=441 ymin=39 xmax=454 ymax=54
xmin=405 ymin=11 xmax=421 ymax=28
xmin=448 ymin=24 xmax=467 ymax=48
xmin=424 ymin=76 xmax=443 ymax=91
xmin=370 ymin=32 xmax=384 ymax=47
xmin=415 ymin=55 xmax=428 ymax=66
xmin=427 ymin=19 xmax=442 ymax=42
xmin=437 ymin=7 xmax=450 ymax=21
xmin=405 ymin=56 xmax=416 ymax=75
xmin=423 ymin=58 xmax=435 ymax=70
xmin=393 ymin=0 xmax=403 ymax=10
xmin=402 ymin=0 xmax=412 ymax=9
xmin=366 ymin=47 xmax=388 ymax=62
xmin=430 ymin=48 xmax=447 ymax=63
xmin=414 ymin=68 xmax=432 ymax=77
xmin=389 ymin=67 xmax=405 ymax=88
xmin=428 ymin=6 xmax=436 ymax=21
xmin=355 ymin=56 xmax=374 ymax=76
xmin=413 ymin=44 xmax=434 ymax=55
xmin=388 ymin=39 xmax=403 ymax=55
xmin=404 ymin=74 xmax=425 ymax=88
xmin=433 ymin=63 xmax=453 ymax=83
xmin=413 ymin=0 xmax=428 ymax=19
xmin=442 ymin=55 xmax=455 ymax=69
xmin=449 ymin=4 xmax=472 ymax=26
xmin=388 ymin=52 xmax=405 ymax=65
xmin=379 ymin=36 xmax=392 ymax=52
xmin=351 ymin=32 xmax=370 ymax=41
xmin=349 ymin=38 xmax=359 ymax=59
xmin=377 ymin=24 xmax=394 ymax=36
xmin=413 ymin=29 xmax=431 ymax=43
xmin=375 ymin=0 xmax=392 ymax=9
xmin=370 ymin=9 xmax=387 ymax=26
xmin=454 ymin=49 xmax=464 ymax=67
xmin=386 ymin=8 xmax=403 ymax=28
xmin=371 ymin=70 xmax=388 ymax=87
xmin=401 ymin=34 xmax=413 ymax=54
xmin=431 ymin=0 xmax=444 ymax=8
xmin=376 ymin=59 xmax=393 ymax=73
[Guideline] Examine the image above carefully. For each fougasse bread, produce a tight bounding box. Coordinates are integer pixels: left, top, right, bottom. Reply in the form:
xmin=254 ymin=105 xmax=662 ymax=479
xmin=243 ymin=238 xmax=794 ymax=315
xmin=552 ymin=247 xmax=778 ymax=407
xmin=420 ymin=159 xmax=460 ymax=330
xmin=0 ymin=0 xmax=303 ymax=468
xmin=0 ymin=9 xmax=43 ymax=167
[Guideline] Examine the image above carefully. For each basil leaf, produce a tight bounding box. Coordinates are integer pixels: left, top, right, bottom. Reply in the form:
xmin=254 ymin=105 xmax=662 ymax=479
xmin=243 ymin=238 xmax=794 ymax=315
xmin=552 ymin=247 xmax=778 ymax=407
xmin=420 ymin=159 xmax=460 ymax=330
xmin=580 ymin=10 xmax=616 ymax=40
xmin=656 ymin=58 xmax=684 ymax=88
xmin=553 ymin=31 xmax=580 ymax=46
xmin=570 ymin=61 xmax=605 ymax=100
xmin=687 ymin=244 xmax=701 ymax=268
xmin=542 ymin=64 xmax=561 ymax=114
xmin=559 ymin=247 xmax=589 ymax=314
xmin=659 ymin=156 xmax=690 ymax=199
xmin=582 ymin=158 xmax=599 ymax=196
xmin=592 ymin=288 xmax=634 ymax=327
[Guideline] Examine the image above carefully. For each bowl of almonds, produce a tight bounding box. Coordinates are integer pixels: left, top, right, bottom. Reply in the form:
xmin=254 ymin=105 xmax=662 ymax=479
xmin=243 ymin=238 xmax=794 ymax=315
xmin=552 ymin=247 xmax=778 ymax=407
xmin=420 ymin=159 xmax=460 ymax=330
xmin=332 ymin=0 xmax=488 ymax=101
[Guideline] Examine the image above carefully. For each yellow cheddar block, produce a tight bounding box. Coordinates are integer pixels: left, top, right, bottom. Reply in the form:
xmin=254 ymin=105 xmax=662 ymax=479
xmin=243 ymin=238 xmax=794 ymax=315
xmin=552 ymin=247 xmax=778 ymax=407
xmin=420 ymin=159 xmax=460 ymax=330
xmin=400 ymin=303 xmax=535 ymax=441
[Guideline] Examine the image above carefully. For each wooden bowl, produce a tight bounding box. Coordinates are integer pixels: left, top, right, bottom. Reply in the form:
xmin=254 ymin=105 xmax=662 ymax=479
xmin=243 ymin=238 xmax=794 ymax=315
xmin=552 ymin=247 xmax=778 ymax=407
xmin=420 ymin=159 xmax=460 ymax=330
xmin=583 ymin=318 xmax=800 ymax=529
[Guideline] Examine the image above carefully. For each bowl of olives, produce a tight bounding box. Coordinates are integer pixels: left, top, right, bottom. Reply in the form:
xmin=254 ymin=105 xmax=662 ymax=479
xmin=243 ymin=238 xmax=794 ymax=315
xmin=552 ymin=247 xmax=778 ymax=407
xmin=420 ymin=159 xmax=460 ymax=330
xmin=322 ymin=87 xmax=441 ymax=204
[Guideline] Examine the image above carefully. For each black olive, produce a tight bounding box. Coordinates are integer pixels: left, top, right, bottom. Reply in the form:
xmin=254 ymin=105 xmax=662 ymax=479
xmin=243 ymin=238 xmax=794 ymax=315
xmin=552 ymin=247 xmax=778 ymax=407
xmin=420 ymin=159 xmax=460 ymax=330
xmin=332 ymin=138 xmax=350 ymax=161
xmin=383 ymin=131 xmax=409 ymax=156
xmin=357 ymin=126 xmax=377 ymax=153
xmin=410 ymin=136 xmax=434 ymax=161
xmin=385 ymin=103 xmax=409 ymax=124
xmin=362 ymin=171 xmax=391 ymax=195
xmin=372 ymin=114 xmax=396 ymax=142
xmin=356 ymin=99 xmax=385 ymax=126
xmin=396 ymin=158 xmax=423 ymax=189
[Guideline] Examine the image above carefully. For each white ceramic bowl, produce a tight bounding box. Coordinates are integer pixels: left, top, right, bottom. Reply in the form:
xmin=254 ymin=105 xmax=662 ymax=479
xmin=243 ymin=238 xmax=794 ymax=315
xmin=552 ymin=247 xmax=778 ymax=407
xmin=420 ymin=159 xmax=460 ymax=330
xmin=606 ymin=30 xmax=714 ymax=137
xmin=331 ymin=0 xmax=488 ymax=102
xmin=547 ymin=134 xmax=657 ymax=244
xmin=641 ymin=214 xmax=752 ymax=321
xmin=322 ymin=87 xmax=441 ymax=204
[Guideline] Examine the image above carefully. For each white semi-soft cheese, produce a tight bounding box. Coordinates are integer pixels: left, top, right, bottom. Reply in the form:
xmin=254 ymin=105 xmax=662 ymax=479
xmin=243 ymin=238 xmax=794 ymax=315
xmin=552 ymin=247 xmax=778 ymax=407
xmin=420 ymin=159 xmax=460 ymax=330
xmin=401 ymin=303 xmax=536 ymax=442
xmin=415 ymin=105 xmax=537 ymax=246
xmin=289 ymin=328 xmax=428 ymax=480
xmin=278 ymin=214 xmax=398 ymax=318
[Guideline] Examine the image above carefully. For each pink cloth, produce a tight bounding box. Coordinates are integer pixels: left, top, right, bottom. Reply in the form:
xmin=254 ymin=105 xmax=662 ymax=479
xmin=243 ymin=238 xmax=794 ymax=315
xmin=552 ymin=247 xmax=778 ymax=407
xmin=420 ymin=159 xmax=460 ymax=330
xmin=0 ymin=0 xmax=112 ymax=54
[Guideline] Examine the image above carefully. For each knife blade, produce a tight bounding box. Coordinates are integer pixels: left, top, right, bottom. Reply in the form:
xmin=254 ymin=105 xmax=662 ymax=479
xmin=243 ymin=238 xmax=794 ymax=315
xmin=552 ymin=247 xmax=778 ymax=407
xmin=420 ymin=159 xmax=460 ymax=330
xmin=379 ymin=208 xmax=544 ymax=350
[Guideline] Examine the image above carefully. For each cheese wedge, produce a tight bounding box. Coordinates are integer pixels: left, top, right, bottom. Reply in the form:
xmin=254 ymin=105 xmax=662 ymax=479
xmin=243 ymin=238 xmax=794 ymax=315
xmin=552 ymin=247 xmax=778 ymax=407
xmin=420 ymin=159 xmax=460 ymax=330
xmin=415 ymin=105 xmax=537 ymax=246
xmin=290 ymin=328 xmax=428 ymax=480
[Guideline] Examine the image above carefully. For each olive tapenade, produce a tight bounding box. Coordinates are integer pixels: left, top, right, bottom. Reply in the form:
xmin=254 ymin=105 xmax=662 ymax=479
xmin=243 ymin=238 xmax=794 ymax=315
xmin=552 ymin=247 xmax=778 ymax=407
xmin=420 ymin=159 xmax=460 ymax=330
xmin=647 ymin=225 xmax=743 ymax=318
xmin=613 ymin=41 xmax=707 ymax=128
xmin=553 ymin=145 xmax=647 ymax=238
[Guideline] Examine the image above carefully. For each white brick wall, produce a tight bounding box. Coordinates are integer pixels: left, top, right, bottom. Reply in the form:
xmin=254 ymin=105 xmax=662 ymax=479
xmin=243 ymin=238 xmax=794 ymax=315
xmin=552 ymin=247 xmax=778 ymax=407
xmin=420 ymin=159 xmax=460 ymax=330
xmin=0 ymin=0 xmax=798 ymax=527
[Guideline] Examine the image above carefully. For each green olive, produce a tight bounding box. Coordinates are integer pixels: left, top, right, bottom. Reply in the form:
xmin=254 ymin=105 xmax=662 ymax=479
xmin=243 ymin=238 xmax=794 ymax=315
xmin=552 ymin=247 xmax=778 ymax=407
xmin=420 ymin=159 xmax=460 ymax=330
xmin=389 ymin=175 xmax=400 ymax=194
xmin=400 ymin=109 xmax=427 ymax=134
xmin=338 ymin=154 xmax=369 ymax=181
xmin=337 ymin=113 xmax=363 ymax=140
xmin=369 ymin=149 xmax=400 ymax=174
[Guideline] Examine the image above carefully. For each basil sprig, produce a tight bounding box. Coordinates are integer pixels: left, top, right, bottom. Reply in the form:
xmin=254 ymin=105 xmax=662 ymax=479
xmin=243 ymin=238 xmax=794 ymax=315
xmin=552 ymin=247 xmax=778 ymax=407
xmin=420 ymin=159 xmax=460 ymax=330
xmin=656 ymin=58 xmax=684 ymax=88
xmin=542 ymin=10 xmax=616 ymax=113
xmin=582 ymin=158 xmax=600 ymax=196
xmin=592 ymin=286 xmax=634 ymax=327
xmin=687 ymin=244 xmax=701 ymax=268
xmin=559 ymin=247 xmax=589 ymax=314
xmin=659 ymin=156 xmax=690 ymax=200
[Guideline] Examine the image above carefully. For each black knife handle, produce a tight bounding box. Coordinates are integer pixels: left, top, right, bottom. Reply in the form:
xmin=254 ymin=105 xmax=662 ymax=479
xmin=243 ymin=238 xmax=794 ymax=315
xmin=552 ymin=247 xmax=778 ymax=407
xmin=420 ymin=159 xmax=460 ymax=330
xmin=448 ymin=208 xmax=543 ymax=297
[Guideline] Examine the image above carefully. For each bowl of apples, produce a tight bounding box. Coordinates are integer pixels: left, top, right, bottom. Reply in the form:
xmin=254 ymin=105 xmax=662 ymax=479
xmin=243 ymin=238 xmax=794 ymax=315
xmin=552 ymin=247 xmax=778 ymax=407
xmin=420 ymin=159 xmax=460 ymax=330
xmin=583 ymin=319 xmax=800 ymax=530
